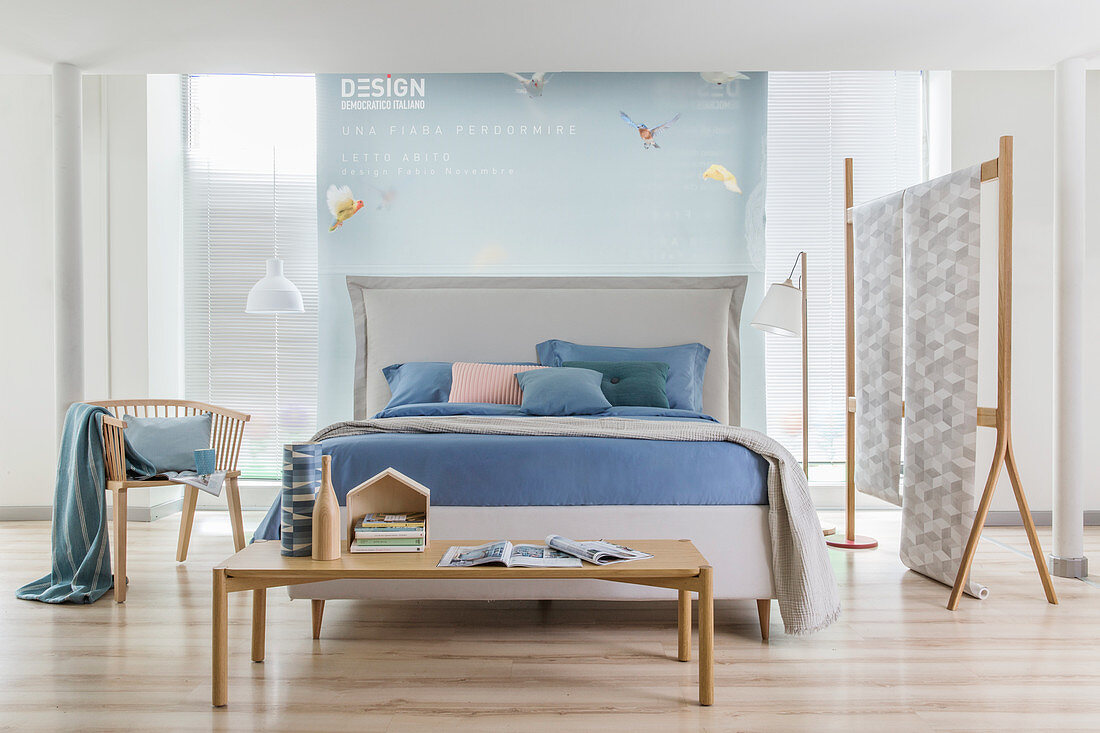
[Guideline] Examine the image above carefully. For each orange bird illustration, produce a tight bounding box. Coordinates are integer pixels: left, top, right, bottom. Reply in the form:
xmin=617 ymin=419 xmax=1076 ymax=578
xmin=620 ymin=111 xmax=681 ymax=149
xmin=326 ymin=184 xmax=364 ymax=232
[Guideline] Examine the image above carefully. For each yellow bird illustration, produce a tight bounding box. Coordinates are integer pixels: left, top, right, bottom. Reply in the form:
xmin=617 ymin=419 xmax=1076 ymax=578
xmin=326 ymin=184 xmax=365 ymax=232
xmin=700 ymin=71 xmax=749 ymax=85
xmin=703 ymin=164 xmax=742 ymax=194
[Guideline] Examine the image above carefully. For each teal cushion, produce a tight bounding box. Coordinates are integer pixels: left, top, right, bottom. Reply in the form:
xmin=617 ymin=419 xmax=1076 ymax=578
xmin=121 ymin=413 xmax=213 ymax=473
xmin=515 ymin=367 xmax=611 ymax=416
xmin=537 ymin=340 xmax=709 ymax=411
xmin=562 ymin=361 xmax=671 ymax=409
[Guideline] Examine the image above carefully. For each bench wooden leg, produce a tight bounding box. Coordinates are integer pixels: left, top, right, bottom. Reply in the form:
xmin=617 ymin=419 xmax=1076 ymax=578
xmin=312 ymin=599 xmax=325 ymax=639
xmin=756 ymin=599 xmax=771 ymax=642
xmin=677 ymin=589 xmax=691 ymax=662
xmin=251 ymin=589 xmax=266 ymax=662
xmin=176 ymin=486 xmax=199 ymax=562
xmin=699 ymin=566 xmax=714 ymax=706
xmin=212 ymin=569 xmax=228 ymax=707
xmin=225 ymin=475 xmax=246 ymax=552
xmin=112 ymin=487 xmax=127 ymax=603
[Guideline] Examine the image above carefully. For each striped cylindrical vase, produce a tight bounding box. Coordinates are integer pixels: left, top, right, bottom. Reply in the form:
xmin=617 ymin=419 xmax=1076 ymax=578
xmin=281 ymin=442 xmax=322 ymax=557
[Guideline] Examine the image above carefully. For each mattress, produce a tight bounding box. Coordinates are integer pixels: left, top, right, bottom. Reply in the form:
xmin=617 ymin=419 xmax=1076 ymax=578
xmin=253 ymin=408 xmax=769 ymax=541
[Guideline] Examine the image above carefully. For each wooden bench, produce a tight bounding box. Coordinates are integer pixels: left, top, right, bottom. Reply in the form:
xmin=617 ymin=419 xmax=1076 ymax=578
xmin=213 ymin=539 xmax=716 ymax=706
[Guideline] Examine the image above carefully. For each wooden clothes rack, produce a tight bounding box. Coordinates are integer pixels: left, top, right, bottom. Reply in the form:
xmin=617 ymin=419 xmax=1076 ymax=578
xmin=843 ymin=136 xmax=1058 ymax=609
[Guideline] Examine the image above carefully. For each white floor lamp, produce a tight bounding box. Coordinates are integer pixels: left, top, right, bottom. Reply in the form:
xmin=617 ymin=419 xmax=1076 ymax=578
xmin=751 ymin=252 xmax=835 ymax=536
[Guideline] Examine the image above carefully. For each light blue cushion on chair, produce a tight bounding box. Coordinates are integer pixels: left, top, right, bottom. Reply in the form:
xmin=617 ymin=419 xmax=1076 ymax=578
xmin=536 ymin=340 xmax=710 ymax=412
xmin=121 ymin=413 xmax=213 ymax=473
xmin=516 ymin=367 xmax=612 ymax=416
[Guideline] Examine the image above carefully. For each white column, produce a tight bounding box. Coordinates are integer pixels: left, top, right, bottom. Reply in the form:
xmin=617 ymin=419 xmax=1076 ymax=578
xmin=53 ymin=63 xmax=85 ymax=439
xmin=1050 ymin=57 xmax=1088 ymax=578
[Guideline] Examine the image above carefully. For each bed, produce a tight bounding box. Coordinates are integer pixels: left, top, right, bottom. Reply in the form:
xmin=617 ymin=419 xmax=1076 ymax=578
xmin=258 ymin=276 xmax=802 ymax=616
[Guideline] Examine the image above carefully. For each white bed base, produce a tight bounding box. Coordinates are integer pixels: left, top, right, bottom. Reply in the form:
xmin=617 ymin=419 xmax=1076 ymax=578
xmin=300 ymin=276 xmax=773 ymax=606
xmin=288 ymin=505 xmax=774 ymax=602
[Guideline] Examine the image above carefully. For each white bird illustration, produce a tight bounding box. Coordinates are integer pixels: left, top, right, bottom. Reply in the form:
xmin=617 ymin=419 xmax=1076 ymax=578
xmin=504 ymin=72 xmax=552 ymax=97
xmin=326 ymin=184 xmax=364 ymax=232
xmin=700 ymin=71 xmax=749 ymax=85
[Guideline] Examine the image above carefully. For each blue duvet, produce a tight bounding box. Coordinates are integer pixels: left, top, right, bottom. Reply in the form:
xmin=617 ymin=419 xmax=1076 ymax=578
xmin=254 ymin=404 xmax=768 ymax=541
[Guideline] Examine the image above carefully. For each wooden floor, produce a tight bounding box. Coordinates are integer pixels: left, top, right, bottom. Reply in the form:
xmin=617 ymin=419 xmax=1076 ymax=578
xmin=2 ymin=510 xmax=1098 ymax=732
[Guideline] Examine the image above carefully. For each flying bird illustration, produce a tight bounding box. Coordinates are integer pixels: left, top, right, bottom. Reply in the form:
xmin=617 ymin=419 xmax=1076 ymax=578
xmin=504 ymin=72 xmax=552 ymax=98
xmin=326 ymin=184 xmax=364 ymax=232
xmin=703 ymin=164 xmax=742 ymax=193
xmin=700 ymin=71 xmax=749 ymax=85
xmin=619 ymin=111 xmax=681 ymax=149
xmin=369 ymin=184 xmax=397 ymax=210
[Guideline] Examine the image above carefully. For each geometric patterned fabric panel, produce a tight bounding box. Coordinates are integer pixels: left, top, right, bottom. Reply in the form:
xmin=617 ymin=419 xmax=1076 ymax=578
xmin=899 ymin=164 xmax=986 ymax=599
xmin=281 ymin=443 xmax=322 ymax=557
xmin=852 ymin=190 xmax=905 ymax=507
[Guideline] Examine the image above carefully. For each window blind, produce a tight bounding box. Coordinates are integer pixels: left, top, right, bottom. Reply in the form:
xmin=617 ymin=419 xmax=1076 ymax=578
xmin=764 ymin=71 xmax=923 ymax=478
xmin=182 ymin=74 xmax=319 ymax=480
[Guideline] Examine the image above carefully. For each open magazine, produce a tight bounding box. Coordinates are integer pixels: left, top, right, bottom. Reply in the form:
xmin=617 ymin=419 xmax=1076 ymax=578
xmin=147 ymin=470 xmax=226 ymax=497
xmin=545 ymin=535 xmax=654 ymax=565
xmin=438 ymin=541 xmax=582 ymax=568
xmin=438 ymin=537 xmax=654 ymax=568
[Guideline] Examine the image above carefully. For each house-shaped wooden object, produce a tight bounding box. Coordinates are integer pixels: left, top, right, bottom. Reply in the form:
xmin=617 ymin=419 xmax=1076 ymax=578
xmin=345 ymin=468 xmax=431 ymax=553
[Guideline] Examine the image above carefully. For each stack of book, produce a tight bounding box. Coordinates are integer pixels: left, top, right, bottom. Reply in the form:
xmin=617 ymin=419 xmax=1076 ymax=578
xmin=351 ymin=512 xmax=426 ymax=553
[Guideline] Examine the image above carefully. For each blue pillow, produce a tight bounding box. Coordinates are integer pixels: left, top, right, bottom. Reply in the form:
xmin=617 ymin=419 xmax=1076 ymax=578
xmin=382 ymin=362 xmax=452 ymax=409
xmin=382 ymin=361 xmax=539 ymax=409
xmin=515 ymin=367 xmax=612 ymax=416
xmin=536 ymin=340 xmax=710 ymax=412
xmin=121 ymin=413 xmax=212 ymax=473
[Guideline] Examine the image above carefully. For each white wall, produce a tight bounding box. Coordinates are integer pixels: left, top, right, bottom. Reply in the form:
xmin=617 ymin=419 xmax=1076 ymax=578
xmin=0 ymin=73 xmax=183 ymax=517
xmin=951 ymin=70 xmax=1100 ymax=515
xmin=0 ymin=76 xmax=55 ymax=512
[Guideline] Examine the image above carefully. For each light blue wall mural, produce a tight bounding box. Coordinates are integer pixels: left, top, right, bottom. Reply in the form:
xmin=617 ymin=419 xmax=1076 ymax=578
xmin=316 ymin=72 xmax=768 ymax=427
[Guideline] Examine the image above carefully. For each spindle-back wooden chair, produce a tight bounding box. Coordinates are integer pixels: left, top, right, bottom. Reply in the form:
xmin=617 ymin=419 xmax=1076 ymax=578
xmin=91 ymin=399 xmax=251 ymax=603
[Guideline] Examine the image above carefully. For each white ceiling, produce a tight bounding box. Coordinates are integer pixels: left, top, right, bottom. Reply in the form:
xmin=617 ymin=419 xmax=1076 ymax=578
xmin=1 ymin=0 xmax=1098 ymax=74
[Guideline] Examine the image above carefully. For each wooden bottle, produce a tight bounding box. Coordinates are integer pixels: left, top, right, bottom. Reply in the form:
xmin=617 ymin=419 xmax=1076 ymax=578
xmin=312 ymin=455 xmax=341 ymax=561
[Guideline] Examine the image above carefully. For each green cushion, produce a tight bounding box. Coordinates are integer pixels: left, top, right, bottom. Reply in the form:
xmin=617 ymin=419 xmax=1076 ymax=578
xmin=562 ymin=361 xmax=670 ymax=408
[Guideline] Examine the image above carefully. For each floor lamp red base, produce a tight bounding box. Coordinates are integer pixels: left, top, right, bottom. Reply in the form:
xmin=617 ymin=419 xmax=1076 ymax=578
xmin=826 ymin=535 xmax=878 ymax=550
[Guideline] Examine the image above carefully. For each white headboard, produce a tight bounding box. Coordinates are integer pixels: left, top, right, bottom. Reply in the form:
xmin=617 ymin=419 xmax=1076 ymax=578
xmin=346 ymin=276 xmax=748 ymax=424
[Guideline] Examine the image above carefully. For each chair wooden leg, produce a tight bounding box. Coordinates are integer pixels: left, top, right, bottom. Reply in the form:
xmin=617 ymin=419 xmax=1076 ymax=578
xmin=225 ymin=475 xmax=246 ymax=553
xmin=312 ymin=599 xmax=325 ymax=639
xmin=756 ymin=599 xmax=771 ymax=642
xmin=176 ymin=486 xmax=199 ymax=562
xmin=113 ymin=487 xmax=128 ymax=603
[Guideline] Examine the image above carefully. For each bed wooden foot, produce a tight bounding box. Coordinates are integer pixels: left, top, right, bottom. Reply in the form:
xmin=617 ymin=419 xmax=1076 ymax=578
xmin=756 ymin=599 xmax=770 ymax=641
xmin=311 ymin=599 xmax=325 ymax=639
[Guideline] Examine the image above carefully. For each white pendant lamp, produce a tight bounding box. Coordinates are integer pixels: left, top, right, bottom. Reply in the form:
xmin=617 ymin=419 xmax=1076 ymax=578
xmin=246 ymin=146 xmax=304 ymax=314
xmin=246 ymin=257 xmax=304 ymax=313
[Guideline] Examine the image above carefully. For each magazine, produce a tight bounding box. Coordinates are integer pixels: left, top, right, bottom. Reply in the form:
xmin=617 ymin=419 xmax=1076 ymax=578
xmin=545 ymin=535 xmax=654 ymax=565
xmin=144 ymin=470 xmax=226 ymax=497
xmin=438 ymin=541 xmax=582 ymax=568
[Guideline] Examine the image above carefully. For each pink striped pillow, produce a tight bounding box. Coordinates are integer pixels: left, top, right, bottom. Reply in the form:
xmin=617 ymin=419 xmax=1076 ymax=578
xmin=449 ymin=363 xmax=547 ymax=405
